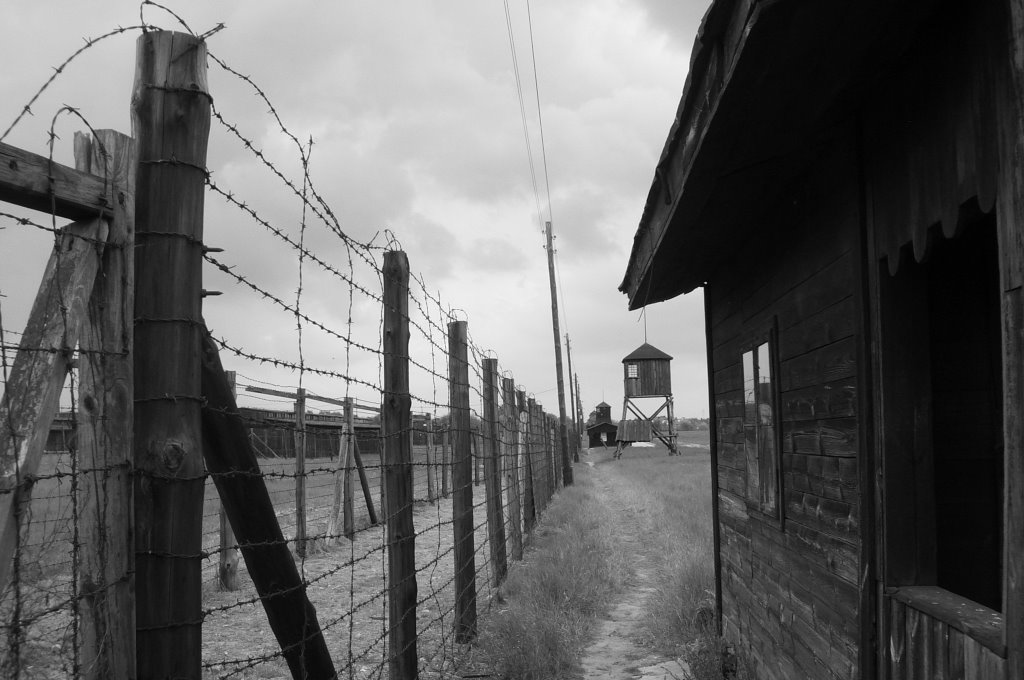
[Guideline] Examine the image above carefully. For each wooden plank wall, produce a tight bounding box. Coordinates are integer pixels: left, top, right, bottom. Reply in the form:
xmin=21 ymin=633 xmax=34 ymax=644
xmin=709 ymin=134 xmax=862 ymax=680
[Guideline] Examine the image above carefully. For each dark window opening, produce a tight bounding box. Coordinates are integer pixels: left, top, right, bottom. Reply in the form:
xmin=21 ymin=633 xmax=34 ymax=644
xmin=926 ymin=216 xmax=1003 ymax=611
xmin=880 ymin=208 xmax=1003 ymax=612
xmin=742 ymin=332 xmax=780 ymax=516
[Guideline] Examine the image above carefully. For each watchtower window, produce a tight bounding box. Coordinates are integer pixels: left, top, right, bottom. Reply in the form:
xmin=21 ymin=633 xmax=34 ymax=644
xmin=742 ymin=335 xmax=780 ymax=517
xmin=627 ymin=363 xmax=638 ymax=379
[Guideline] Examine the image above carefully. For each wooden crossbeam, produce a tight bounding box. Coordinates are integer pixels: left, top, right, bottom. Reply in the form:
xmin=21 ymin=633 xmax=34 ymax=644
xmin=244 ymin=385 xmax=380 ymax=412
xmin=0 ymin=142 xmax=114 ymax=220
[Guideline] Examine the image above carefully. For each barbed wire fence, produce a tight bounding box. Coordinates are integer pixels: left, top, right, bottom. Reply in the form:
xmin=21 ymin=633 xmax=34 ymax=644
xmin=0 ymin=14 xmax=572 ymax=680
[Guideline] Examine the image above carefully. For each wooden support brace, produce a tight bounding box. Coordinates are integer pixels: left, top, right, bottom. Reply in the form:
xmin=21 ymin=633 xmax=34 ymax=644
xmin=0 ymin=216 xmax=108 ymax=595
xmin=201 ymin=330 xmax=337 ymax=679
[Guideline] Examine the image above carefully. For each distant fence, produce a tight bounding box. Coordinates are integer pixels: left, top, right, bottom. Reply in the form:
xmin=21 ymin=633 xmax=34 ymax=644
xmin=0 ymin=22 xmax=574 ymax=680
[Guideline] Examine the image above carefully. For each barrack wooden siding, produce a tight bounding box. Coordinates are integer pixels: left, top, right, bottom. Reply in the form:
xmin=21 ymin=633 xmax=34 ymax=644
xmin=710 ymin=135 xmax=862 ymax=680
xmin=620 ymin=0 xmax=1024 ymax=678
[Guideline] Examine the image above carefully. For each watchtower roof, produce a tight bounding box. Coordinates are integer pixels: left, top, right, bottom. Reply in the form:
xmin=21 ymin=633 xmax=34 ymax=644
xmin=596 ymin=401 xmax=611 ymax=408
xmin=622 ymin=343 xmax=673 ymax=363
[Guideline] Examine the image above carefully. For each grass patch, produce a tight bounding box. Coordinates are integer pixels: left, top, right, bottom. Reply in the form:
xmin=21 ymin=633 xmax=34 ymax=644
xmin=476 ymin=467 xmax=629 ymax=679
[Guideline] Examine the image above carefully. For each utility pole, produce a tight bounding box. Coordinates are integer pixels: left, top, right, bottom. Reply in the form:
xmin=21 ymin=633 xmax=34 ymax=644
xmin=575 ymin=374 xmax=585 ymax=432
xmin=544 ymin=221 xmax=573 ymax=486
xmin=565 ymin=334 xmax=580 ymax=462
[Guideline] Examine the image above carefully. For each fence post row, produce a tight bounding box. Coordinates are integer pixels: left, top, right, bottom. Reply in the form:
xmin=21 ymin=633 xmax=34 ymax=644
xmin=73 ymin=129 xmax=136 ymax=678
xmin=448 ymin=320 xmax=477 ymax=643
xmin=481 ymin=358 xmax=508 ymax=586
xmin=382 ymin=250 xmax=417 ymax=680
xmin=502 ymin=377 xmax=523 ymax=562
xmin=132 ymin=29 xmax=210 ymax=678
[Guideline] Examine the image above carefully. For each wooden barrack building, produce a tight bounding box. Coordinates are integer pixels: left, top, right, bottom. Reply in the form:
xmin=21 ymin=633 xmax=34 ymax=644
xmin=620 ymin=0 xmax=1024 ymax=678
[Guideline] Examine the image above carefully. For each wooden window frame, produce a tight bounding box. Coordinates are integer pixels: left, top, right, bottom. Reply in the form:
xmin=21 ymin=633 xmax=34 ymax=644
xmin=740 ymin=321 xmax=784 ymax=525
xmin=626 ymin=363 xmax=638 ymax=379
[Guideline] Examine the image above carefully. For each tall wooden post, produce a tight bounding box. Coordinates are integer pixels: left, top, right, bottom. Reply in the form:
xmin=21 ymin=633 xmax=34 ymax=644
xmin=133 ymin=30 xmax=210 ymax=679
xmin=218 ymin=371 xmax=240 ymax=588
xmin=502 ymin=377 xmax=523 ymax=561
xmin=518 ymin=390 xmax=535 ymax=532
xmin=343 ymin=398 xmax=355 ymax=538
xmin=565 ymin=334 xmax=579 ymax=463
xmin=294 ymin=388 xmax=307 ymax=558
xmin=473 ymin=427 xmax=481 ymax=486
xmin=526 ymin=398 xmax=541 ymax=513
xmin=448 ymin=320 xmax=477 ymax=643
xmin=550 ymin=423 xmax=561 ymax=489
xmin=382 ymin=251 xmax=417 ymax=679
xmin=441 ymin=428 xmax=450 ymax=498
xmin=481 ymin=358 xmax=507 ymax=585
xmin=575 ymin=374 xmax=585 ymax=451
xmin=543 ymin=222 xmax=573 ymax=487
xmin=74 ymin=129 xmax=135 ymax=679
xmin=327 ymin=397 xmax=356 ymax=541
xmin=425 ymin=416 xmax=436 ymax=503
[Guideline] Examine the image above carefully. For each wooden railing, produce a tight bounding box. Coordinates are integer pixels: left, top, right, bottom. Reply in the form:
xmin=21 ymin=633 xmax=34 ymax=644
xmin=884 ymin=587 xmax=1005 ymax=679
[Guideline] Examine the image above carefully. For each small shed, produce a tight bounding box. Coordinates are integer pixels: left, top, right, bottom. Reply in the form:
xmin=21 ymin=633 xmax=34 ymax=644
xmin=586 ymin=402 xmax=618 ymax=447
xmin=619 ymin=0 xmax=1024 ymax=678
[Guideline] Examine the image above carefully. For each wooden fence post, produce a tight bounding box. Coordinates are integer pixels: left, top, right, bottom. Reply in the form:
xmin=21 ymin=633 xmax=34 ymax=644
xmin=382 ymin=251 xmax=417 ymax=679
xmin=73 ymin=129 xmax=135 ymax=679
xmin=519 ymin=391 xmax=536 ymax=533
xmin=218 ymin=371 xmax=240 ymax=589
xmin=448 ymin=320 xmax=477 ymax=642
xmin=551 ymin=422 xmax=560 ymax=490
xmin=473 ymin=427 xmax=481 ymax=486
xmin=133 ymin=29 xmax=210 ymax=678
xmin=502 ymin=377 xmax=523 ymax=562
xmin=328 ymin=397 xmax=355 ymax=541
xmin=200 ymin=332 xmax=336 ymax=679
xmin=481 ymin=358 xmax=507 ymax=586
xmin=294 ymin=388 xmax=307 ymax=557
xmin=425 ymin=415 xmax=436 ymax=503
xmin=441 ymin=428 xmax=450 ymax=498
xmin=527 ymin=399 xmax=541 ymax=514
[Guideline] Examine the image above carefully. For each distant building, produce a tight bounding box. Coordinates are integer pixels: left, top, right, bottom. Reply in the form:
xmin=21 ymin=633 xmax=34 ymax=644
xmin=586 ymin=402 xmax=617 ymax=447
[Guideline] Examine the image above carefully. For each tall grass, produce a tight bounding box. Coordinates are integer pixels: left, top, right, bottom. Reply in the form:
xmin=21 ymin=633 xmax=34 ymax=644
xmin=476 ymin=433 xmax=740 ymax=679
xmin=476 ymin=468 xmax=630 ymax=679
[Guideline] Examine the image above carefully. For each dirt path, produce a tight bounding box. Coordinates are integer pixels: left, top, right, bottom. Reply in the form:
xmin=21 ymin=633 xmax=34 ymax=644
xmin=578 ymin=457 xmax=691 ymax=680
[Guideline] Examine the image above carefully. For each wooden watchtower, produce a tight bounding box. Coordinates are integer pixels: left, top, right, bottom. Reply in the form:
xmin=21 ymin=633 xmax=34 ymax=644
xmin=615 ymin=343 xmax=677 ymax=456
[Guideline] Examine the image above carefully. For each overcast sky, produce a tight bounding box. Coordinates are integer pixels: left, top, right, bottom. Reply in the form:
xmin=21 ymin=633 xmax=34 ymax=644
xmin=0 ymin=0 xmax=711 ymax=422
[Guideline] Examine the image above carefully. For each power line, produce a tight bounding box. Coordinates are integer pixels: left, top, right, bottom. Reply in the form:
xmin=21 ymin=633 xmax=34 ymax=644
xmin=525 ymin=0 xmax=554 ymax=223
xmin=503 ymin=0 xmax=546 ymax=232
